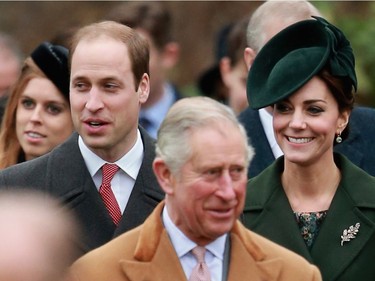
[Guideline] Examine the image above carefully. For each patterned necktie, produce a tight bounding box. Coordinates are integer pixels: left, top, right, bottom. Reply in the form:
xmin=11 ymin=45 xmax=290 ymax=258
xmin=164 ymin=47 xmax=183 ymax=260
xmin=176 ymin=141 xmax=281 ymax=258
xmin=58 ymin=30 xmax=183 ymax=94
xmin=99 ymin=163 xmax=121 ymax=226
xmin=189 ymin=246 xmax=211 ymax=281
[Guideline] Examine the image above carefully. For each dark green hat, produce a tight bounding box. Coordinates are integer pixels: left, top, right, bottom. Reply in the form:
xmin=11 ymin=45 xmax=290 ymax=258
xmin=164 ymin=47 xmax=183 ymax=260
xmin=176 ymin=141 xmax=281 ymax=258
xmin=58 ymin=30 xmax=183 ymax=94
xmin=247 ymin=16 xmax=357 ymax=109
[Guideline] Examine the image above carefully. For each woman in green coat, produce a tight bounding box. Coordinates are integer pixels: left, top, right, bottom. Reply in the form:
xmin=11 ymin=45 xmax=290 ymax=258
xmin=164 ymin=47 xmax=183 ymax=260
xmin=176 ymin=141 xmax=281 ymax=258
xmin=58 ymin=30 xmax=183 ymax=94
xmin=242 ymin=17 xmax=375 ymax=281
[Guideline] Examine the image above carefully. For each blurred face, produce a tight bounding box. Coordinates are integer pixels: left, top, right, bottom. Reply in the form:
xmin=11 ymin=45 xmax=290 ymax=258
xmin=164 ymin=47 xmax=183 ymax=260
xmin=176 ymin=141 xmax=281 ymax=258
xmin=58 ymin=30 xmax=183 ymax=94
xmin=273 ymin=76 xmax=349 ymax=166
xmin=162 ymin=124 xmax=248 ymax=245
xmin=70 ymin=36 xmax=149 ymax=161
xmin=221 ymin=58 xmax=248 ymax=114
xmin=16 ymin=77 xmax=73 ymax=161
xmin=133 ymin=30 xmax=163 ymax=108
xmin=147 ymin=35 xmax=165 ymax=104
xmin=0 ymin=47 xmax=21 ymax=97
xmin=0 ymin=195 xmax=79 ymax=281
xmin=137 ymin=29 xmax=178 ymax=108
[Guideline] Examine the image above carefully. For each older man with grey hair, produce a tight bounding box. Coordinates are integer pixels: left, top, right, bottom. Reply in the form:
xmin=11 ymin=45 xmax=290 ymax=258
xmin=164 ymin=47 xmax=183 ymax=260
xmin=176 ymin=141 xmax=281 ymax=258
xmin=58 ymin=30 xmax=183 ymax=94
xmin=68 ymin=96 xmax=321 ymax=281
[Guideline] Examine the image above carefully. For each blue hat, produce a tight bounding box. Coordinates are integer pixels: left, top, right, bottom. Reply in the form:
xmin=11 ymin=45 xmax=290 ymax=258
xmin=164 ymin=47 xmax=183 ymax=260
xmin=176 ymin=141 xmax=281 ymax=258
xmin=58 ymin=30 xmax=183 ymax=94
xmin=247 ymin=16 xmax=357 ymax=109
xmin=30 ymin=41 xmax=70 ymax=101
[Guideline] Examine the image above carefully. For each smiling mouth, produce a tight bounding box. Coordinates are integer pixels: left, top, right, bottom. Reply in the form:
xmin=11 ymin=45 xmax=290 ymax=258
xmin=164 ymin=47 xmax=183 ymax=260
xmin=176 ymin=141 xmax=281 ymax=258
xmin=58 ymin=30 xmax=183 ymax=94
xmin=88 ymin=121 xmax=104 ymax=127
xmin=26 ymin=132 xmax=44 ymax=138
xmin=287 ymin=137 xmax=313 ymax=144
xmin=213 ymin=208 xmax=230 ymax=213
xmin=209 ymin=207 xmax=234 ymax=216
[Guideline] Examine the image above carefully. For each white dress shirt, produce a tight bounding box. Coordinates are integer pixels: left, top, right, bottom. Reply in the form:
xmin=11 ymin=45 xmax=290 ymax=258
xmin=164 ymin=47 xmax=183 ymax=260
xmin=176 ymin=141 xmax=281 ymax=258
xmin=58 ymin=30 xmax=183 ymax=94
xmin=78 ymin=129 xmax=144 ymax=213
xmin=259 ymin=107 xmax=284 ymax=159
xmin=162 ymin=205 xmax=227 ymax=281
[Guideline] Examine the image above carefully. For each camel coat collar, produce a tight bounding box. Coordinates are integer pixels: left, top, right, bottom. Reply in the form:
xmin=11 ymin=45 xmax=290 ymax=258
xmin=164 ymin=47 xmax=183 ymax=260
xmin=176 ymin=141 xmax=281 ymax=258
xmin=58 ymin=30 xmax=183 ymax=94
xmin=120 ymin=202 xmax=284 ymax=281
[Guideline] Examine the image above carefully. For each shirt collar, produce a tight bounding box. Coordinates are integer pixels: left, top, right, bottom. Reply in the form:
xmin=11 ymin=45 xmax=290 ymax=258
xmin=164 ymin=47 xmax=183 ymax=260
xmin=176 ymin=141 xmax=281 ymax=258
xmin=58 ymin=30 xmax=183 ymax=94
xmin=79 ymin=129 xmax=144 ymax=180
xmin=259 ymin=108 xmax=283 ymax=158
xmin=162 ymin=205 xmax=227 ymax=260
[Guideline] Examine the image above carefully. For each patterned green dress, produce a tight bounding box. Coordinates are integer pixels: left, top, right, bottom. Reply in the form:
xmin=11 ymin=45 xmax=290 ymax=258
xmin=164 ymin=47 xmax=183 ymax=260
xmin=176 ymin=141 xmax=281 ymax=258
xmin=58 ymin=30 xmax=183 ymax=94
xmin=294 ymin=210 xmax=328 ymax=249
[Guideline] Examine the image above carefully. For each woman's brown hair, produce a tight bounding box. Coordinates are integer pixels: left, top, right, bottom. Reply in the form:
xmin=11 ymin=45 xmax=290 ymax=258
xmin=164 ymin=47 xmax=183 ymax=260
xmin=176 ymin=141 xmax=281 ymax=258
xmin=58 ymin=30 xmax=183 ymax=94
xmin=0 ymin=58 xmax=46 ymax=168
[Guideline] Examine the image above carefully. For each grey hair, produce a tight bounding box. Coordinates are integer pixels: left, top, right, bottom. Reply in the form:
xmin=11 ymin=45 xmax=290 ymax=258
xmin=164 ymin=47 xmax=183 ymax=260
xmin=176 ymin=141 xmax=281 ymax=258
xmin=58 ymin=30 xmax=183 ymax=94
xmin=247 ymin=0 xmax=321 ymax=52
xmin=156 ymin=96 xmax=255 ymax=176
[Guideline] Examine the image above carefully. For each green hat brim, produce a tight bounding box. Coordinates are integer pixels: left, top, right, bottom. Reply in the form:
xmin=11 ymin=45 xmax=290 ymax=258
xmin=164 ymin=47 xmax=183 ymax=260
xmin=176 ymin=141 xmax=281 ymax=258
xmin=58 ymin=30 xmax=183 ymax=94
xmin=247 ymin=19 xmax=331 ymax=109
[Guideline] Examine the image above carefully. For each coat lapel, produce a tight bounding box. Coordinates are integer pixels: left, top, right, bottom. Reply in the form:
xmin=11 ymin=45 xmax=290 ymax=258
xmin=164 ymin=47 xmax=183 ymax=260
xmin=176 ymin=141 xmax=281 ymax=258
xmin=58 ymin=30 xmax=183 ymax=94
xmin=227 ymin=223 xmax=283 ymax=281
xmin=114 ymin=128 xmax=165 ymax=236
xmin=46 ymin=132 xmax=88 ymax=200
xmin=246 ymin=190 xmax=313 ymax=261
xmin=120 ymin=232 xmax=187 ymax=281
xmin=310 ymin=155 xmax=375 ymax=281
xmin=47 ymin=132 xmax=117 ymax=252
xmin=243 ymin=158 xmax=312 ymax=261
xmin=120 ymin=202 xmax=186 ymax=281
xmin=50 ymin=130 xmax=163 ymax=251
xmin=245 ymin=154 xmax=375 ymax=281
xmin=119 ymin=202 xmax=284 ymax=281
xmin=311 ymin=188 xmax=375 ymax=281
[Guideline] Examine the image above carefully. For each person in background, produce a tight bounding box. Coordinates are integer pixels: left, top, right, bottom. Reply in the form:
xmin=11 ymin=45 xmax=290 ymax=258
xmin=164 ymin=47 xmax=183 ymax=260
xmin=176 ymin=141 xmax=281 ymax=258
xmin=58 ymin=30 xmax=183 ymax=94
xmin=197 ymin=25 xmax=232 ymax=105
xmin=105 ymin=1 xmax=182 ymax=138
xmin=0 ymin=21 xmax=164 ymax=255
xmin=0 ymin=32 xmax=23 ymax=124
xmin=0 ymin=189 xmax=81 ymax=281
xmin=50 ymin=22 xmax=80 ymax=48
xmin=220 ymin=16 xmax=249 ymax=114
xmin=0 ymin=32 xmax=23 ymax=98
xmin=239 ymin=0 xmax=375 ymax=178
xmin=198 ymin=16 xmax=249 ymax=115
xmin=243 ymin=16 xmax=375 ymax=281
xmin=0 ymin=41 xmax=73 ymax=169
xmin=67 ymin=96 xmax=321 ymax=281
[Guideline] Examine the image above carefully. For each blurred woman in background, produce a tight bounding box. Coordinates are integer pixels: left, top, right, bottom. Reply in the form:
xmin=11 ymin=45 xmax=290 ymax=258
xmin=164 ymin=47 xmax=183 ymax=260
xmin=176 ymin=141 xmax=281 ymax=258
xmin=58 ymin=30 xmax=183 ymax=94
xmin=0 ymin=41 xmax=73 ymax=169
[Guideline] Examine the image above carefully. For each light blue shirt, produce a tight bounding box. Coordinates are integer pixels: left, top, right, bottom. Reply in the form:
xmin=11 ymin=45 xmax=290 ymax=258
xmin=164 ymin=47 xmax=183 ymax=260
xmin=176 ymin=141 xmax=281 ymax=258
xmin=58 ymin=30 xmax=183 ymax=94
xmin=162 ymin=205 xmax=227 ymax=281
xmin=78 ymin=129 xmax=144 ymax=213
xmin=140 ymin=83 xmax=176 ymax=138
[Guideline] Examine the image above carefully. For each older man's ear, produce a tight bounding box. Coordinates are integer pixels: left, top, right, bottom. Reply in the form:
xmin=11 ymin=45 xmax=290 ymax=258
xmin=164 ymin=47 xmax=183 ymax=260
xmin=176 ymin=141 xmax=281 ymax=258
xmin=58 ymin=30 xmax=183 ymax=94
xmin=153 ymin=158 xmax=174 ymax=195
xmin=244 ymin=47 xmax=257 ymax=71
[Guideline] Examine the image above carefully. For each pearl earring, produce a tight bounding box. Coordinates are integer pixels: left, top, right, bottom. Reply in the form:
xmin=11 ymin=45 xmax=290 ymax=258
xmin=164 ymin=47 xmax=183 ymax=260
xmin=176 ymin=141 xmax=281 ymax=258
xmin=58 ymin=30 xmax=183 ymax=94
xmin=336 ymin=132 xmax=342 ymax=143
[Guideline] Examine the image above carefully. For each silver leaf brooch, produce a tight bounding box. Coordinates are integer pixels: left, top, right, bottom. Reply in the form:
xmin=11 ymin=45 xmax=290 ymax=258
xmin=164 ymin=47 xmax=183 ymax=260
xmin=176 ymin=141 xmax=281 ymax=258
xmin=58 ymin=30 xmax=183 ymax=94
xmin=341 ymin=222 xmax=360 ymax=246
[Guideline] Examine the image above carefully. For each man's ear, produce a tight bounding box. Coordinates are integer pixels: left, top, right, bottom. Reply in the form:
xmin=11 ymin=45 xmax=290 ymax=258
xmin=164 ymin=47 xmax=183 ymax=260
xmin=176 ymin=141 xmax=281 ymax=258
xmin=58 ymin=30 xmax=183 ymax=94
xmin=153 ymin=157 xmax=174 ymax=195
xmin=137 ymin=73 xmax=150 ymax=104
xmin=244 ymin=47 xmax=257 ymax=71
xmin=219 ymin=57 xmax=231 ymax=85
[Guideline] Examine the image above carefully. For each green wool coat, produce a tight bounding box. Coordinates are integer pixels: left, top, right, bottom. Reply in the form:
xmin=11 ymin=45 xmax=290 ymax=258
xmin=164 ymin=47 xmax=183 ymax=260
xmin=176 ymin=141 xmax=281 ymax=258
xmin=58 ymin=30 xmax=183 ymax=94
xmin=243 ymin=153 xmax=375 ymax=281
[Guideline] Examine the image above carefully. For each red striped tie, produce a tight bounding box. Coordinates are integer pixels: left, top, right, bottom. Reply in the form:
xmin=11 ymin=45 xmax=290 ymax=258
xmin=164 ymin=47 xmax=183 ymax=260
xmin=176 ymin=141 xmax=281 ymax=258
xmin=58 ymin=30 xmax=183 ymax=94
xmin=99 ymin=163 xmax=121 ymax=226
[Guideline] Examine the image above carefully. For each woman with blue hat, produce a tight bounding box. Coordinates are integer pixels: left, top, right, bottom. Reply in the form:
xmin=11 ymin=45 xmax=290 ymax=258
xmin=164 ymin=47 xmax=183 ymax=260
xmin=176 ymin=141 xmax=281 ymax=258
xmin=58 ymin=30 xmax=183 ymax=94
xmin=0 ymin=42 xmax=73 ymax=168
xmin=242 ymin=17 xmax=375 ymax=281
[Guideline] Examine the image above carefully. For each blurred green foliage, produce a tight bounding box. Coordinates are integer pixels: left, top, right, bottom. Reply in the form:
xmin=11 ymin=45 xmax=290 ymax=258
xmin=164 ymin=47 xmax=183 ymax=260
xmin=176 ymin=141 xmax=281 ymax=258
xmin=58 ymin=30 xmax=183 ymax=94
xmin=315 ymin=1 xmax=375 ymax=107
